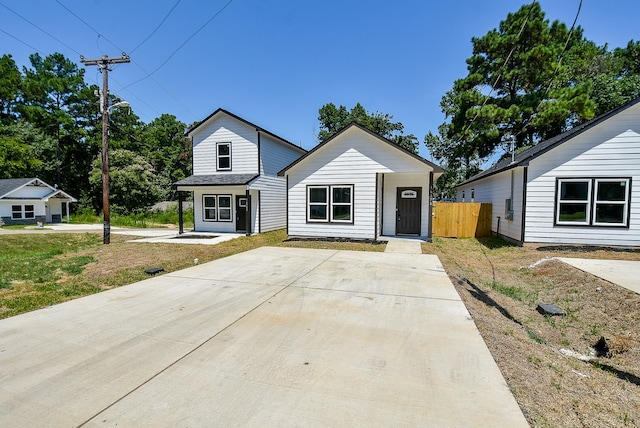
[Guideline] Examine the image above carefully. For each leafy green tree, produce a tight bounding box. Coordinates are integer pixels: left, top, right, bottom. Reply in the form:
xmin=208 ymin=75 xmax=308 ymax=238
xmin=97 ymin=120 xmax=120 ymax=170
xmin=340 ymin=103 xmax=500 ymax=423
xmin=18 ymin=53 xmax=89 ymax=194
xmin=317 ymin=103 xmax=419 ymax=153
xmin=0 ymin=54 xmax=21 ymax=122
xmin=89 ymin=149 xmax=162 ymax=214
xmin=0 ymin=120 xmax=54 ymax=179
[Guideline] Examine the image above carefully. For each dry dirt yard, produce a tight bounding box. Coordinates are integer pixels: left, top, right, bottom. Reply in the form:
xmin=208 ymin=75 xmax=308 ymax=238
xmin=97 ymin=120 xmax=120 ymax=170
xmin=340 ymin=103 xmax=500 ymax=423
xmin=424 ymin=237 xmax=640 ymax=427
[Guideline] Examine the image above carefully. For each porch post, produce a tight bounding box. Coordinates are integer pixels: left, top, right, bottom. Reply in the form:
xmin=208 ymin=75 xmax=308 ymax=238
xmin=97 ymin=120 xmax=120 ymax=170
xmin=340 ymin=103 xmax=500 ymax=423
xmin=178 ymin=191 xmax=184 ymax=234
xmin=427 ymin=171 xmax=434 ymax=241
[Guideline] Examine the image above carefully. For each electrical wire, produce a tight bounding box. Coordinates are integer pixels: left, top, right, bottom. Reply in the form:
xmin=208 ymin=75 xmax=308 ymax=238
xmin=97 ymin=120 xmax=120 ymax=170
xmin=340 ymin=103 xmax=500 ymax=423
xmin=121 ymin=0 xmax=235 ymax=89
xmin=0 ymin=28 xmax=45 ymax=55
xmin=129 ymin=0 xmax=183 ymax=54
xmin=0 ymin=1 xmax=83 ymax=56
xmin=54 ymin=0 xmax=126 ymax=54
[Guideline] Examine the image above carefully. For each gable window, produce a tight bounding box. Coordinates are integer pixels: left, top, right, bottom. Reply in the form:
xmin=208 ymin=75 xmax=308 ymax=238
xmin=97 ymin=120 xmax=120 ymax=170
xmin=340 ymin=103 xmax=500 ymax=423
xmin=307 ymin=185 xmax=353 ymax=223
xmin=555 ymin=178 xmax=630 ymax=227
xmin=216 ymin=142 xmax=231 ymax=171
xmin=203 ymin=195 xmax=232 ymax=222
xmin=11 ymin=204 xmax=35 ymax=220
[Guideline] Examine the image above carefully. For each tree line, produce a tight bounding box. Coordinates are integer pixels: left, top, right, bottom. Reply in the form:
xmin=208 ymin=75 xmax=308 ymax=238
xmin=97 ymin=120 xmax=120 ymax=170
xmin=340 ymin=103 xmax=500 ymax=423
xmin=0 ymin=52 xmax=191 ymax=214
xmin=425 ymin=2 xmax=640 ymax=197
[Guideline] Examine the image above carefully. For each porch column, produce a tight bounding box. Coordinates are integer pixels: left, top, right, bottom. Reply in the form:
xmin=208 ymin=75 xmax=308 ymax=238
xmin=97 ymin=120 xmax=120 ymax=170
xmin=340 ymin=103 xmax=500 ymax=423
xmin=427 ymin=171 xmax=434 ymax=241
xmin=66 ymin=202 xmax=70 ymax=223
xmin=178 ymin=191 xmax=184 ymax=234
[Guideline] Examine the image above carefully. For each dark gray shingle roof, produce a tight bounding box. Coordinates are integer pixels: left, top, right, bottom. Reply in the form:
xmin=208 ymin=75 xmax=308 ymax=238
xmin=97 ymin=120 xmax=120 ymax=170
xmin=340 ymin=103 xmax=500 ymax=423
xmin=0 ymin=178 xmax=36 ymax=198
xmin=174 ymin=174 xmax=259 ymax=187
xmin=459 ymin=97 xmax=640 ymax=186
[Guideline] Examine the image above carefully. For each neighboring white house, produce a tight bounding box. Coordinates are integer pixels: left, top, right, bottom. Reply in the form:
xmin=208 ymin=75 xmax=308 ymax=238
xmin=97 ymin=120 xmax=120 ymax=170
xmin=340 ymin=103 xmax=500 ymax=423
xmin=174 ymin=109 xmax=306 ymax=234
xmin=278 ymin=123 xmax=443 ymax=240
xmin=457 ymin=97 xmax=640 ymax=247
xmin=0 ymin=178 xmax=77 ymax=225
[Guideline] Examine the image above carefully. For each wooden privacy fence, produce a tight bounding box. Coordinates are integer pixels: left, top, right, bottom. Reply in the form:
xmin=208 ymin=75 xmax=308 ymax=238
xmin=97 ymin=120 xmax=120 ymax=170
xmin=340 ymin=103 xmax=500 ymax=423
xmin=432 ymin=202 xmax=492 ymax=238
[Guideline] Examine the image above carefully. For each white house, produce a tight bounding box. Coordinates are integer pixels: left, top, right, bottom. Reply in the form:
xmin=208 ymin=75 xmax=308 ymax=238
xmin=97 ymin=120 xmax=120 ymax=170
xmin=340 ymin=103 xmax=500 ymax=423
xmin=278 ymin=123 xmax=443 ymax=240
xmin=0 ymin=178 xmax=76 ymax=225
xmin=174 ymin=109 xmax=306 ymax=235
xmin=457 ymin=97 xmax=640 ymax=247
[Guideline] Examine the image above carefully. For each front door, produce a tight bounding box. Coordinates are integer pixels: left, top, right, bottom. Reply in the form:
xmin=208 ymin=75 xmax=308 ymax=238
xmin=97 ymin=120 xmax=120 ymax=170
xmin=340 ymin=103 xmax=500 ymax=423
xmin=236 ymin=196 xmax=247 ymax=232
xmin=396 ymin=187 xmax=422 ymax=235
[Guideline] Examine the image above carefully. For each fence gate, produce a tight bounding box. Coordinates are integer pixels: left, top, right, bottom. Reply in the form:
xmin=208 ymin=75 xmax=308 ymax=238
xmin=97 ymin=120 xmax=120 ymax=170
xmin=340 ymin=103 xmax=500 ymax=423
xmin=432 ymin=202 xmax=492 ymax=238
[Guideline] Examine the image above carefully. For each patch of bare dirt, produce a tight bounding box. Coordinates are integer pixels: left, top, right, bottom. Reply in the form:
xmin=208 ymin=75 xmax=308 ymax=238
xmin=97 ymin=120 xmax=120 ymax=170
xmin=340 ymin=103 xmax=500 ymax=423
xmin=424 ymin=237 xmax=640 ymax=427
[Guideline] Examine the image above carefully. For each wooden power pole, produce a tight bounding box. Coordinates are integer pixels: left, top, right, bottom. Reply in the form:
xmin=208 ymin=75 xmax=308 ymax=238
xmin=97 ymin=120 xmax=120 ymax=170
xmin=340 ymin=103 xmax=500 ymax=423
xmin=80 ymin=53 xmax=130 ymax=244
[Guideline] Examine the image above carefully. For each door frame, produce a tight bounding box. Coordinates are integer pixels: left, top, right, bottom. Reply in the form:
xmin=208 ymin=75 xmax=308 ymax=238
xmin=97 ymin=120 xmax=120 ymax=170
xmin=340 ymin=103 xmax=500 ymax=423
xmin=235 ymin=195 xmax=248 ymax=232
xmin=395 ymin=187 xmax=422 ymax=235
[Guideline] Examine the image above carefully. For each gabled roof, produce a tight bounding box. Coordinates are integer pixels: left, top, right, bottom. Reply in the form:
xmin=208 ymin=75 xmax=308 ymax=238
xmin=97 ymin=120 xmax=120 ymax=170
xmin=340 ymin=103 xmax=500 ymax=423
xmin=186 ymin=108 xmax=306 ymax=154
xmin=0 ymin=177 xmax=77 ymax=201
xmin=459 ymin=97 xmax=640 ymax=186
xmin=0 ymin=178 xmax=35 ymax=199
xmin=278 ymin=122 xmax=443 ymax=176
xmin=174 ymin=174 xmax=259 ymax=187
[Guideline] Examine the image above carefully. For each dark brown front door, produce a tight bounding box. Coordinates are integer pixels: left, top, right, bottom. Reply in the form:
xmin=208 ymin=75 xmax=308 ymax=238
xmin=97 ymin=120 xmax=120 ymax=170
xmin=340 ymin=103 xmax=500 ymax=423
xmin=236 ymin=196 xmax=247 ymax=232
xmin=396 ymin=187 xmax=422 ymax=235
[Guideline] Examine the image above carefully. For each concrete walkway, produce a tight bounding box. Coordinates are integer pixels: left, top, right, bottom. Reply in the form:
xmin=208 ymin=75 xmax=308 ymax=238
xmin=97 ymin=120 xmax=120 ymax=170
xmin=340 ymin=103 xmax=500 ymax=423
xmin=383 ymin=236 xmax=425 ymax=254
xmin=0 ymin=247 xmax=527 ymax=427
xmin=558 ymin=257 xmax=640 ymax=294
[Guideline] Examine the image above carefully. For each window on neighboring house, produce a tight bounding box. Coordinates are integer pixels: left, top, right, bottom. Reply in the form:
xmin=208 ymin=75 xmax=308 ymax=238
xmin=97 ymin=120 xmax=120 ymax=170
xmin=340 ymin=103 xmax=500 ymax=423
xmin=203 ymin=195 xmax=232 ymax=222
xmin=216 ymin=142 xmax=231 ymax=171
xmin=11 ymin=204 xmax=34 ymax=220
xmin=556 ymin=178 xmax=630 ymax=227
xmin=307 ymin=185 xmax=354 ymax=223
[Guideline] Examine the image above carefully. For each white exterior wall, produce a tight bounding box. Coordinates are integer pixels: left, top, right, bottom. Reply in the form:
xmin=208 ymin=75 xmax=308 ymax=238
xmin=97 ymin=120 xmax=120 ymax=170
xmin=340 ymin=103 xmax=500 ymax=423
xmin=457 ymin=167 xmax=525 ymax=242
xmin=249 ymin=175 xmax=287 ymax=232
xmin=192 ymin=115 xmax=259 ymax=175
xmin=381 ymin=173 xmax=431 ymax=237
xmin=184 ymin=186 xmax=247 ymax=233
xmin=260 ymin=134 xmax=305 ymax=176
xmin=0 ymin=200 xmax=46 ymax=218
xmin=525 ymin=127 xmax=640 ymax=246
xmin=286 ymin=127 xmax=433 ymax=239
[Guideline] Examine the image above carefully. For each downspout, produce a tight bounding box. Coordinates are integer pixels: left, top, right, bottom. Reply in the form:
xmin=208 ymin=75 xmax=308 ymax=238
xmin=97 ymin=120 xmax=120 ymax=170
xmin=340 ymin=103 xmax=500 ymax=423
xmin=520 ymin=166 xmax=528 ymax=244
xmin=285 ymin=175 xmax=289 ymax=236
xmin=245 ymin=187 xmax=251 ymax=236
xmin=427 ymin=171 xmax=434 ymax=242
xmin=380 ymin=174 xmax=385 ymax=236
xmin=256 ymin=129 xmax=262 ymax=174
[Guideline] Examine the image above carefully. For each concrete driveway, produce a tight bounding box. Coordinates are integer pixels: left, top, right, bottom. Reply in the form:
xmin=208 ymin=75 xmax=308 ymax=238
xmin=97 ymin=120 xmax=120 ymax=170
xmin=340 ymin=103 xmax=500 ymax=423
xmin=0 ymin=247 xmax=527 ymax=427
xmin=558 ymin=257 xmax=640 ymax=294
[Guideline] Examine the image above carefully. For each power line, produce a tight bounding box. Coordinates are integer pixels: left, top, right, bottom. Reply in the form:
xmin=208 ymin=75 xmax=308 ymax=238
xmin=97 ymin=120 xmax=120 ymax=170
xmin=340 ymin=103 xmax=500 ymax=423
xmin=0 ymin=28 xmax=45 ymax=55
xmin=129 ymin=0 xmax=183 ymax=54
xmin=121 ymin=0 xmax=235 ymax=89
xmin=54 ymin=0 xmax=125 ymax=54
xmin=0 ymin=1 xmax=83 ymax=56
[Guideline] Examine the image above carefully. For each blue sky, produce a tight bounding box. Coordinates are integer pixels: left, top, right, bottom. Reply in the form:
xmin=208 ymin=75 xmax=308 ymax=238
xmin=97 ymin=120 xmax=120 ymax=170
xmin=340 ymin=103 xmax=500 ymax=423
xmin=1 ymin=0 xmax=639 ymax=159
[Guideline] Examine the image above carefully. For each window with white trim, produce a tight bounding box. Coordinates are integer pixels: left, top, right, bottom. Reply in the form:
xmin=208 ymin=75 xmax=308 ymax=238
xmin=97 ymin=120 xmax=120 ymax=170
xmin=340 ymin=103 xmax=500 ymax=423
xmin=216 ymin=142 xmax=231 ymax=171
xmin=203 ymin=195 xmax=232 ymax=222
xmin=11 ymin=204 xmax=35 ymax=220
xmin=555 ymin=178 xmax=630 ymax=227
xmin=307 ymin=185 xmax=353 ymax=223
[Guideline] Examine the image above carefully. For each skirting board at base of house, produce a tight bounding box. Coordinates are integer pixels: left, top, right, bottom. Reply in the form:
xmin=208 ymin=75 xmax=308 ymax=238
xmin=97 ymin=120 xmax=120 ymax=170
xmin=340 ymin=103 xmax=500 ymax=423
xmin=284 ymin=236 xmax=387 ymax=245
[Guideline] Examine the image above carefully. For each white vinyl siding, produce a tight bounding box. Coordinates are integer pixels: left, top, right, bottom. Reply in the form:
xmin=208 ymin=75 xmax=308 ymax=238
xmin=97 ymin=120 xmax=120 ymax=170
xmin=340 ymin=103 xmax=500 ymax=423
xmin=192 ymin=115 xmax=259 ymax=175
xmin=525 ymin=125 xmax=640 ymax=246
xmin=457 ymin=167 xmax=525 ymax=242
xmin=286 ymin=127 xmax=434 ymax=239
xmin=260 ymin=133 xmax=305 ymax=176
xmin=249 ymin=175 xmax=287 ymax=233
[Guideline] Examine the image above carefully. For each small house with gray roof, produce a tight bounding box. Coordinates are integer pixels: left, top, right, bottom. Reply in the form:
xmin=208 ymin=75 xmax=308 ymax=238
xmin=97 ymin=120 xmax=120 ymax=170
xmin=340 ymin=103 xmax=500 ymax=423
xmin=174 ymin=109 xmax=306 ymax=234
xmin=0 ymin=178 xmax=76 ymax=226
xmin=457 ymin=97 xmax=640 ymax=247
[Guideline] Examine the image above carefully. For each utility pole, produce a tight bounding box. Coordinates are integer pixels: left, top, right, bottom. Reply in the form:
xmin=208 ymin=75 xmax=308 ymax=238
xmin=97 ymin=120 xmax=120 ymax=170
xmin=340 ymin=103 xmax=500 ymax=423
xmin=80 ymin=53 xmax=130 ymax=244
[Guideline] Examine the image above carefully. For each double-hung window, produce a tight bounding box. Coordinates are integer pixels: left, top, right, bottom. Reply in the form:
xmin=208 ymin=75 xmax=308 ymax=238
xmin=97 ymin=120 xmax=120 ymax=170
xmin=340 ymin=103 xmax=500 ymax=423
xmin=556 ymin=178 xmax=630 ymax=227
xmin=203 ymin=195 xmax=232 ymax=222
xmin=594 ymin=179 xmax=630 ymax=226
xmin=11 ymin=204 xmax=34 ymax=220
xmin=216 ymin=142 xmax=231 ymax=171
xmin=307 ymin=185 xmax=353 ymax=223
